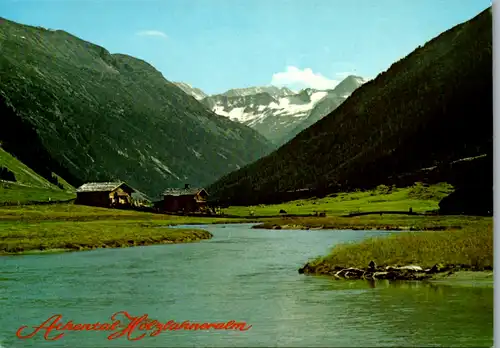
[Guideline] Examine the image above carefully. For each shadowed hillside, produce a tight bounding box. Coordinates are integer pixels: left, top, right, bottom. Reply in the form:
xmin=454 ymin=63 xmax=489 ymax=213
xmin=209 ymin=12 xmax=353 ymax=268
xmin=0 ymin=18 xmax=273 ymax=197
xmin=208 ymin=8 xmax=492 ymax=207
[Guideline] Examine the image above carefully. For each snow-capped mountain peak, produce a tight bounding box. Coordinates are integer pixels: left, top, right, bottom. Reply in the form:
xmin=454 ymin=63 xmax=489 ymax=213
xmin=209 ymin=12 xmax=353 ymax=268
xmin=221 ymin=86 xmax=295 ymax=99
xmin=175 ymin=75 xmax=366 ymax=145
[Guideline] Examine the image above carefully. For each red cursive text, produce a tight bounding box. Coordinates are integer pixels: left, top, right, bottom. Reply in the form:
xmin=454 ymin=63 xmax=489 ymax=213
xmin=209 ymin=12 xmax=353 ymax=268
xmin=16 ymin=311 xmax=252 ymax=341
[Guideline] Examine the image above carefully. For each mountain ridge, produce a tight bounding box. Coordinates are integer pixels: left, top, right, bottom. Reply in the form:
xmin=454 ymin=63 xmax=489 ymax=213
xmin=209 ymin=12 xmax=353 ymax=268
xmin=172 ymin=82 xmax=208 ymax=100
xmin=220 ymin=85 xmax=295 ymax=98
xmin=191 ymin=75 xmax=366 ymax=144
xmin=0 ymin=17 xmax=274 ymax=197
xmin=207 ymin=8 xmax=492 ymax=206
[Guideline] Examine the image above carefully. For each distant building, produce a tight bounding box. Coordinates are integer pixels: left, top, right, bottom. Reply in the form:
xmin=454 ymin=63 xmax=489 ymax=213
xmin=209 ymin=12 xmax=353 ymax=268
xmin=162 ymin=184 xmax=209 ymax=213
xmin=75 ymin=182 xmax=136 ymax=208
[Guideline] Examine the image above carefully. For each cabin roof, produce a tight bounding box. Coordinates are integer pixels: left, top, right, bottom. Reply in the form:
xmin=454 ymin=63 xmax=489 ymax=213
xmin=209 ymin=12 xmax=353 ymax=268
xmin=76 ymin=182 xmax=135 ymax=193
xmin=163 ymin=188 xmax=207 ymax=197
xmin=131 ymin=191 xmax=151 ymax=201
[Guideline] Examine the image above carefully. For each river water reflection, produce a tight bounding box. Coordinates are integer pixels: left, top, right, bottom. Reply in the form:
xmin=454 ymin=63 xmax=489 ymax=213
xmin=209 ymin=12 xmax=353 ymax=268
xmin=0 ymin=223 xmax=493 ymax=347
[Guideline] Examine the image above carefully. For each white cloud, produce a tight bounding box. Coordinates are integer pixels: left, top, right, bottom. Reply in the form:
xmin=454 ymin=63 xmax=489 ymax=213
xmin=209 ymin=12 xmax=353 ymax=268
xmin=136 ymin=30 xmax=168 ymax=39
xmin=271 ymin=66 xmax=340 ymax=91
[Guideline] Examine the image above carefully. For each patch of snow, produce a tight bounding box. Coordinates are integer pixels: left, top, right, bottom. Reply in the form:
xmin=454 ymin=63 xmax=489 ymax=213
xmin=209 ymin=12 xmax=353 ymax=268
xmin=213 ymin=105 xmax=230 ymax=117
xmin=210 ymin=88 xmax=331 ymax=137
xmin=213 ymin=106 xmax=258 ymax=123
xmin=310 ymin=91 xmax=328 ymax=103
xmin=227 ymin=107 xmax=246 ymax=121
xmin=269 ymin=92 xmax=327 ymax=117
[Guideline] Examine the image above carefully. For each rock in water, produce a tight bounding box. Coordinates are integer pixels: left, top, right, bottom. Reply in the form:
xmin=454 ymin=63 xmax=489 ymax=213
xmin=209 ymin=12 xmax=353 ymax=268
xmin=397 ymin=265 xmax=423 ymax=272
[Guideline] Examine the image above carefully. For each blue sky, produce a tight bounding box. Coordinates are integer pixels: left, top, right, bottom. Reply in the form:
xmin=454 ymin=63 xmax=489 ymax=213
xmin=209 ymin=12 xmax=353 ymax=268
xmin=1 ymin=0 xmax=492 ymax=95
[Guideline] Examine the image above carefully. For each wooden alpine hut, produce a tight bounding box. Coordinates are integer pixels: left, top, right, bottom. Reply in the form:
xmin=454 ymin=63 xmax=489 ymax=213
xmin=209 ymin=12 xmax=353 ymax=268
xmin=75 ymin=181 xmax=136 ymax=208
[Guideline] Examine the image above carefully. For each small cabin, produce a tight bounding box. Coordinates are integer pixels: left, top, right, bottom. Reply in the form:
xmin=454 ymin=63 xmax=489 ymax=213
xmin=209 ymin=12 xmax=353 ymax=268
xmin=75 ymin=182 xmax=136 ymax=208
xmin=163 ymin=184 xmax=209 ymax=213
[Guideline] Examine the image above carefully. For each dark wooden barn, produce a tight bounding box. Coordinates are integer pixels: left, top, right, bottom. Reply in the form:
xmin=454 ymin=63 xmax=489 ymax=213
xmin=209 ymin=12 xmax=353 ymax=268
xmin=75 ymin=182 xmax=136 ymax=208
xmin=162 ymin=184 xmax=209 ymax=213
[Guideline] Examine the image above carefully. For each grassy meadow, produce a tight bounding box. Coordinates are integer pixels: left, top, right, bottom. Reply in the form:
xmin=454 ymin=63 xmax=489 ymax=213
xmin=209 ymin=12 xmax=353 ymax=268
xmin=0 ymin=182 xmax=75 ymax=204
xmin=306 ymin=219 xmax=493 ymax=271
xmin=0 ymin=182 xmax=493 ymax=276
xmin=223 ymin=182 xmax=454 ymax=217
xmin=0 ymin=203 xmax=252 ymax=254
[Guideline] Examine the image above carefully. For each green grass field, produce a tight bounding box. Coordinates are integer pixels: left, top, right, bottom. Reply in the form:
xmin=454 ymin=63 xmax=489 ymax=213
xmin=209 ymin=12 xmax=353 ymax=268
xmin=0 ymin=182 xmax=492 ymax=272
xmin=0 ymin=182 xmax=76 ymax=204
xmin=0 ymin=203 xmax=254 ymax=223
xmin=223 ymin=183 xmax=453 ymax=217
xmin=0 ymin=220 xmax=213 ymax=254
xmin=307 ymin=219 xmax=493 ymax=271
xmin=0 ymin=203 xmax=253 ymax=254
xmin=255 ymin=214 xmax=489 ymax=231
xmin=0 ymin=146 xmax=75 ymax=204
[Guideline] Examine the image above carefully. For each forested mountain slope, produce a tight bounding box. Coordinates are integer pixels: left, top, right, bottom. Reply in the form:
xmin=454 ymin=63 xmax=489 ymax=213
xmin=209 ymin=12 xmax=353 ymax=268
xmin=0 ymin=18 xmax=273 ymax=197
xmin=208 ymin=8 xmax=492 ymax=206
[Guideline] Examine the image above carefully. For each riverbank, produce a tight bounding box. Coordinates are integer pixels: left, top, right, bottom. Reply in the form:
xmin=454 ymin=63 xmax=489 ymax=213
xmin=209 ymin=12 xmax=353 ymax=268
xmin=0 ymin=203 xmax=252 ymax=255
xmin=298 ymin=219 xmax=493 ymax=283
xmin=0 ymin=220 xmax=214 ymax=255
xmin=252 ymin=214 xmax=487 ymax=231
xmin=299 ymin=262 xmax=493 ymax=283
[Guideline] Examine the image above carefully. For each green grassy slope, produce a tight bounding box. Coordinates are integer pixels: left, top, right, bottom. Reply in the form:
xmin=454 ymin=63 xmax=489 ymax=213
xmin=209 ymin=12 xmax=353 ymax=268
xmin=0 ymin=183 xmax=75 ymax=204
xmin=224 ymin=182 xmax=453 ymax=217
xmin=0 ymin=146 xmax=75 ymax=203
xmin=0 ymin=18 xmax=273 ymax=198
xmin=0 ymin=146 xmax=71 ymax=189
xmin=208 ymin=8 xmax=492 ymax=206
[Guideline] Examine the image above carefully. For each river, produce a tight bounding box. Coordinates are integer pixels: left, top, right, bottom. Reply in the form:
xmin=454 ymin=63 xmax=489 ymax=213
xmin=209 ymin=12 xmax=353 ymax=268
xmin=0 ymin=223 xmax=493 ymax=347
